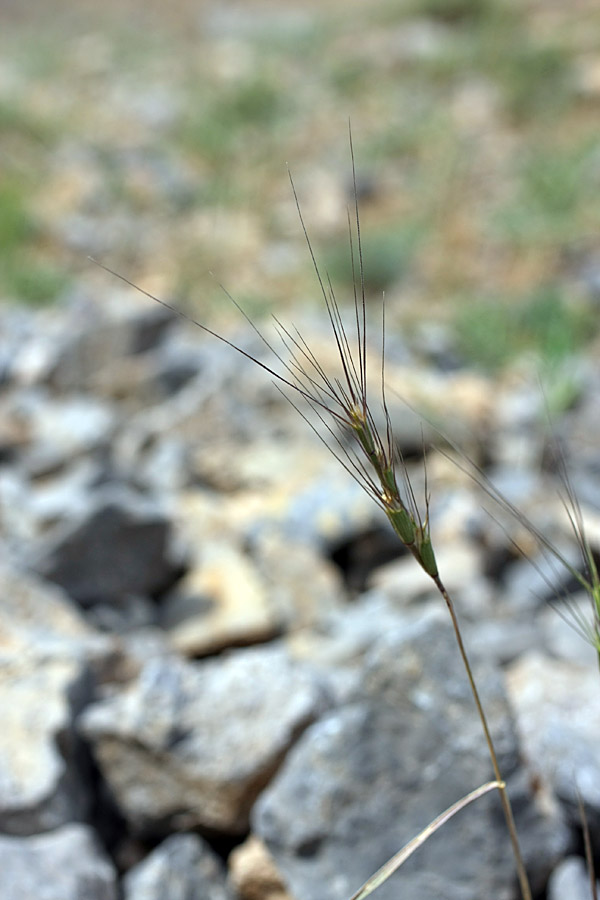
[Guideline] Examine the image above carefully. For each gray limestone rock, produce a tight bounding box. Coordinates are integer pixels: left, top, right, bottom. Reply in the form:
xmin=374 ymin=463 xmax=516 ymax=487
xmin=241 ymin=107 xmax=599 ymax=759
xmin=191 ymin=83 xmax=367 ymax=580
xmin=33 ymin=487 xmax=181 ymax=606
xmin=80 ymin=644 xmax=327 ymax=834
xmin=506 ymin=652 xmax=600 ymax=817
xmin=123 ymin=833 xmax=231 ymax=900
xmin=0 ymin=654 xmax=93 ymax=834
xmin=0 ymin=823 xmax=117 ymax=900
xmin=547 ymin=856 xmax=599 ymax=900
xmin=24 ymin=392 xmax=116 ymax=474
xmin=253 ymin=612 xmax=567 ymax=900
xmin=0 ymin=562 xmax=103 ymax=659
xmin=161 ymin=541 xmax=280 ymax=657
xmin=47 ymin=302 xmax=175 ymax=393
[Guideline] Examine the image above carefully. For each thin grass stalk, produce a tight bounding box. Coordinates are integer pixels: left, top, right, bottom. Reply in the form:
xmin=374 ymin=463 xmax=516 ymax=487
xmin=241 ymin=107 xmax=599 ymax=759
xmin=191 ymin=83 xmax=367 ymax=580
xmin=578 ymin=791 xmax=598 ymax=900
xmin=433 ymin=575 xmax=532 ymax=900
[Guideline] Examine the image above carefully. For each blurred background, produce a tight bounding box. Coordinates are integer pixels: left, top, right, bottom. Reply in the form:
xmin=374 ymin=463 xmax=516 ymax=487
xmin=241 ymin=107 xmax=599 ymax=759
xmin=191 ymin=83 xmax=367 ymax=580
xmin=2 ymin=0 xmax=600 ymax=374
xmin=2 ymin=3 xmax=600 ymax=898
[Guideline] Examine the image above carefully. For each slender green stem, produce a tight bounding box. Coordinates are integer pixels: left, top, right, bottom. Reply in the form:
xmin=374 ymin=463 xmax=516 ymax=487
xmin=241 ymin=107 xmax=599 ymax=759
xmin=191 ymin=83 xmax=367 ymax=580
xmin=433 ymin=575 xmax=532 ymax=900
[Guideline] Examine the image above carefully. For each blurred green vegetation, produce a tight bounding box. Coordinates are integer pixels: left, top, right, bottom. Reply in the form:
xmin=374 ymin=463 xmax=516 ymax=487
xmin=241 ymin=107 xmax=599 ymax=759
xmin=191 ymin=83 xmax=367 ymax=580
xmin=178 ymin=74 xmax=287 ymax=170
xmin=322 ymin=225 xmax=423 ymax=295
xmin=0 ymin=176 xmax=67 ymax=305
xmin=495 ymin=138 xmax=600 ymax=246
xmin=0 ymin=0 xmax=598 ymax=369
xmin=454 ymin=287 xmax=598 ymax=371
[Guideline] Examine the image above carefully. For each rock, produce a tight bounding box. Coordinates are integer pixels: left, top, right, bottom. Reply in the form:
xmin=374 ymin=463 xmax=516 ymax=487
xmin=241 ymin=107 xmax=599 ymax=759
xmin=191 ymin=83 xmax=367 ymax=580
xmin=0 ymin=385 xmax=116 ymax=477
xmin=150 ymin=329 xmax=207 ymax=396
xmin=0 ymin=469 xmax=36 ymax=563
xmin=0 ymin=305 xmax=36 ymax=387
xmin=130 ymin=436 xmax=190 ymax=496
xmin=88 ymin=593 xmax=158 ymax=634
xmin=498 ymin=547 xmax=579 ymax=613
xmin=0 ymin=562 xmax=106 ymax=660
xmin=464 ymin=616 xmax=540 ymax=667
xmin=489 ymin=384 xmax=545 ymax=469
xmin=368 ymin=537 xmax=482 ymax=604
xmin=33 ymin=487 xmax=181 ymax=607
xmin=24 ymin=392 xmax=116 ymax=474
xmin=0 ymin=823 xmax=117 ymax=900
xmin=26 ymin=458 xmax=105 ymax=530
xmin=161 ymin=542 xmax=279 ymax=657
xmin=255 ymin=462 xmax=378 ymax=551
xmin=113 ymin=337 xmax=298 ymax=492
xmin=253 ymin=612 xmax=566 ymax=900
xmin=539 ymin=597 xmax=600 ymax=667
xmin=166 ymin=488 xmax=346 ymax=650
xmin=162 ymin=522 xmax=346 ymax=658
xmin=46 ymin=301 xmax=176 ymax=393
xmin=249 ymin=531 xmax=344 ymax=631
xmin=547 ymin=855 xmax=598 ymax=900
xmin=6 ymin=306 xmax=84 ymax=388
xmin=506 ymin=653 xmax=600 ymax=817
xmin=124 ymin=833 xmax=230 ymax=900
xmin=229 ymin=835 xmax=291 ymax=900
xmin=0 ymin=564 xmax=106 ymax=834
xmin=80 ymin=644 xmax=326 ymax=834
xmin=0 ymin=654 xmax=93 ymax=834
xmin=286 ymin=593 xmax=422 ymax=705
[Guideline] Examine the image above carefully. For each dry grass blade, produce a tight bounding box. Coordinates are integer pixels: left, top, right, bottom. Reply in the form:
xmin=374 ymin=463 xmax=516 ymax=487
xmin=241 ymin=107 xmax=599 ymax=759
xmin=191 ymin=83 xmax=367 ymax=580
xmin=578 ymin=791 xmax=598 ymax=900
xmin=347 ymin=781 xmax=504 ymax=900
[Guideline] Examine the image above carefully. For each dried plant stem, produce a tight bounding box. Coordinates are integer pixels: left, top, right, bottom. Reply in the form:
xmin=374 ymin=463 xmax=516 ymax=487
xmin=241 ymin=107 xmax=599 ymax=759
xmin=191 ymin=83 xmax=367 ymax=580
xmin=348 ymin=780 xmax=504 ymax=900
xmin=578 ymin=791 xmax=598 ymax=900
xmin=433 ymin=574 xmax=532 ymax=900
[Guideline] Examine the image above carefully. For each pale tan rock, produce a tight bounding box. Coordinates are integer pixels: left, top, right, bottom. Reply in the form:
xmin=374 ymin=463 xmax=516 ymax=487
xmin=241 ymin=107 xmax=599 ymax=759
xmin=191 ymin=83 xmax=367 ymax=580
xmin=163 ymin=542 xmax=279 ymax=657
xmin=252 ymin=532 xmax=344 ymax=630
xmin=575 ymin=54 xmax=600 ymax=97
xmin=0 ymin=654 xmax=91 ymax=833
xmin=0 ymin=563 xmax=101 ymax=660
xmin=0 ymin=566 xmax=106 ymax=833
xmin=229 ymin=835 xmax=293 ymax=900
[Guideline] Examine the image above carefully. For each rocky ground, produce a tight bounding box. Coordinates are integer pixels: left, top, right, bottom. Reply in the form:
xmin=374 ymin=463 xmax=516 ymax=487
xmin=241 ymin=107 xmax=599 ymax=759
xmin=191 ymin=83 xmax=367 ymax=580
xmin=1 ymin=287 xmax=599 ymax=900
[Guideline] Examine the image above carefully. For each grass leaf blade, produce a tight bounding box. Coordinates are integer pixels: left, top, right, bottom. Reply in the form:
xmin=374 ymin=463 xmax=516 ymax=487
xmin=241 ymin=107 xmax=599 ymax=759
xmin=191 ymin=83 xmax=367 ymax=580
xmin=347 ymin=780 xmax=503 ymax=900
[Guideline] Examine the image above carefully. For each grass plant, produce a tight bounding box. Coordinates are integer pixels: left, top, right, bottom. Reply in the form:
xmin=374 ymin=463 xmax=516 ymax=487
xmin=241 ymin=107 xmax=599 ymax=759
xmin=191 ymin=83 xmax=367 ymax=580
xmin=94 ymin=131 xmax=540 ymax=900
